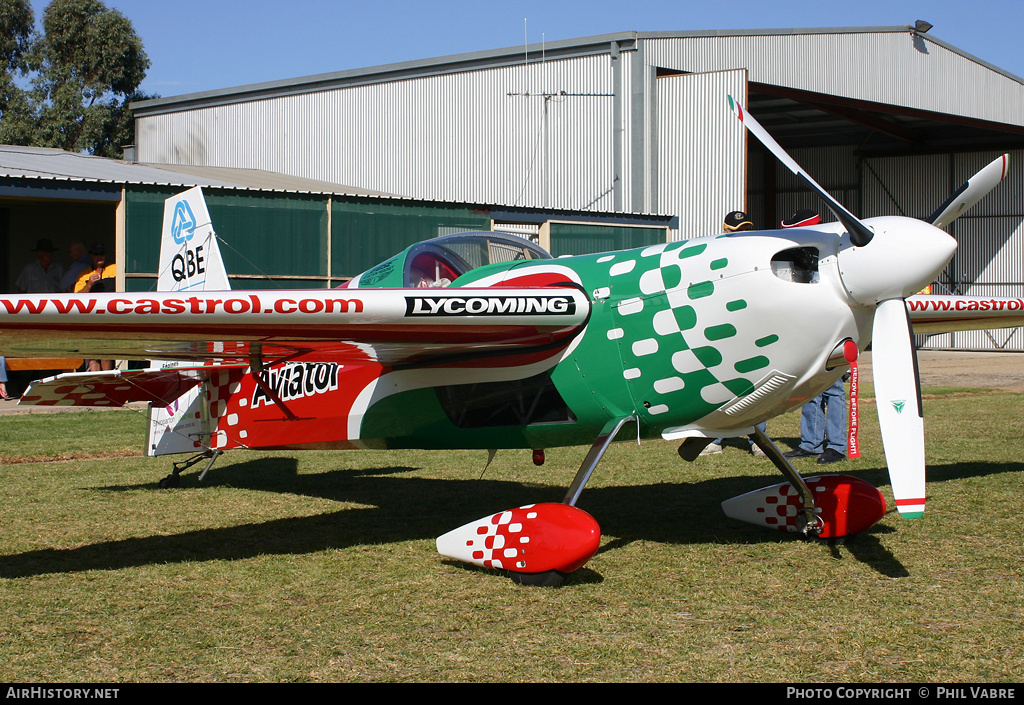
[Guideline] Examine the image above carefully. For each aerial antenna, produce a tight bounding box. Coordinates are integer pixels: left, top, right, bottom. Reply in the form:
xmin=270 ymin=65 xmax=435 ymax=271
xmin=524 ymin=18 xmax=528 ymax=65
xmin=542 ymin=32 xmax=546 ymax=86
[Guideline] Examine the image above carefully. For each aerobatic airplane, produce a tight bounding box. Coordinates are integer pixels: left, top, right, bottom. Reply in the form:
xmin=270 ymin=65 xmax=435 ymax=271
xmin=0 ymin=97 xmax=1017 ymax=585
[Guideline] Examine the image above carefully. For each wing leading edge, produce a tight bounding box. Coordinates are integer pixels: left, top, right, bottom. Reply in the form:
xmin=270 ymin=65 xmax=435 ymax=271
xmin=906 ymin=295 xmax=1024 ymax=334
xmin=0 ymin=287 xmax=590 ymax=367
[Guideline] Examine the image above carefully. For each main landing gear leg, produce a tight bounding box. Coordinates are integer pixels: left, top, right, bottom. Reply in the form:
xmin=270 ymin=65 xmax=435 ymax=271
xmin=563 ymin=415 xmax=639 ymax=507
xmin=158 ymin=450 xmax=222 ymax=489
xmin=750 ymin=426 xmax=823 ymax=536
xmin=511 ymin=415 xmax=639 ymax=586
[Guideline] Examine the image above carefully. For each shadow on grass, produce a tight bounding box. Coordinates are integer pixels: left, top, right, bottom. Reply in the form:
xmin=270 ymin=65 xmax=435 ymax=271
xmin=2 ymin=456 xmax=1018 ymax=581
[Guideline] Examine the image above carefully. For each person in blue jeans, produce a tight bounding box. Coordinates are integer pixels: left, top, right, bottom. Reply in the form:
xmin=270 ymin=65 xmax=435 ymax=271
xmin=784 ymin=377 xmax=847 ymax=464
xmin=0 ymin=357 xmax=10 ymax=400
xmin=700 ymin=422 xmax=768 ymax=457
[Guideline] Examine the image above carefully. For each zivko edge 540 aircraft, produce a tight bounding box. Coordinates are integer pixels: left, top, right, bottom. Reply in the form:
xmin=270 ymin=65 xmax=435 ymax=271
xmin=0 ymin=97 xmax=1018 ymax=585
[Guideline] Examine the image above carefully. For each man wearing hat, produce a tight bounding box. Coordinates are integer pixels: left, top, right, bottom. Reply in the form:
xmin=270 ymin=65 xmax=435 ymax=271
xmin=722 ymin=210 xmax=754 ymax=233
xmin=16 ymin=238 xmax=65 ymax=293
xmin=74 ymin=242 xmax=117 ymax=294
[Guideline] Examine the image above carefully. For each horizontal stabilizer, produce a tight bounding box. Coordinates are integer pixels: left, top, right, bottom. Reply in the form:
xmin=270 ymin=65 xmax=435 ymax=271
xmin=20 ymin=366 xmax=238 ymax=407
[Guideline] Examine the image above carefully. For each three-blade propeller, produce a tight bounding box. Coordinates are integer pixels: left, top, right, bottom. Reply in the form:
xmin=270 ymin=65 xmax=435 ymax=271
xmin=729 ymin=95 xmax=1008 ymax=519
xmin=928 ymin=154 xmax=1009 ymax=229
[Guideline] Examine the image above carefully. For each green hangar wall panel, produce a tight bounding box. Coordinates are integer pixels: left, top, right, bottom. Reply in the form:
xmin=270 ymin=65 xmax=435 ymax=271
xmin=205 ymin=192 xmax=328 ymax=285
xmin=549 ymin=223 xmax=667 ymax=257
xmin=123 ymin=187 xmax=178 ymax=291
xmin=124 ymin=188 xmax=330 ymax=291
xmin=330 ymin=199 xmax=492 ymax=279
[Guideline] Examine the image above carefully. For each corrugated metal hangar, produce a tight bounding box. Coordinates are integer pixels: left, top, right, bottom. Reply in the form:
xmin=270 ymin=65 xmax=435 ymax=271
xmin=4 ymin=25 xmax=1024 ymax=351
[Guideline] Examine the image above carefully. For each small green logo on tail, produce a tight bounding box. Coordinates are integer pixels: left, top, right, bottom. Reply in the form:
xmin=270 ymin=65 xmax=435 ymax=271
xmin=891 ymin=400 xmax=906 ymax=414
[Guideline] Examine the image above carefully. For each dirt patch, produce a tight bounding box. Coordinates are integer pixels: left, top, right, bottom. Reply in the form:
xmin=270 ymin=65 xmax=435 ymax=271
xmin=860 ymin=351 xmax=1024 ymax=393
xmin=0 ymin=448 xmax=143 ymax=465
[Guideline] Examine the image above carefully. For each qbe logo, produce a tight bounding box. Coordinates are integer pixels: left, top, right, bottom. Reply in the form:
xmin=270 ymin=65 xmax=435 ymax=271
xmin=171 ymin=199 xmax=197 ymax=245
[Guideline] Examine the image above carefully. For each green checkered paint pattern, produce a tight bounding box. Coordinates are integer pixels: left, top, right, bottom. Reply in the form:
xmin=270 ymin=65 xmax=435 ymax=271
xmin=592 ymin=238 xmax=778 ymax=430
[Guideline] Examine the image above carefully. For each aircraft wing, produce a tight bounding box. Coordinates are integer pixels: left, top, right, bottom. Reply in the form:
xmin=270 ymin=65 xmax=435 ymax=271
xmin=0 ymin=287 xmax=590 ymax=368
xmin=906 ymin=295 xmax=1024 ymax=334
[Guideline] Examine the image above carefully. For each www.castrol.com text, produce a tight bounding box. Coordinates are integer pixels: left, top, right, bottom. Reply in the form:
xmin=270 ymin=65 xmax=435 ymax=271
xmin=906 ymin=297 xmax=1024 ymax=312
xmin=0 ymin=294 xmax=363 ymax=316
xmin=0 ymin=293 xmax=579 ymax=318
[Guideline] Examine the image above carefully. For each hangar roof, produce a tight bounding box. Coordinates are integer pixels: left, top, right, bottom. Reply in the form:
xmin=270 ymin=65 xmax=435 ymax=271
xmin=0 ymin=144 xmax=395 ymax=199
xmin=0 ymin=144 xmax=674 ymax=229
xmin=132 ymin=26 xmax=1024 ymax=155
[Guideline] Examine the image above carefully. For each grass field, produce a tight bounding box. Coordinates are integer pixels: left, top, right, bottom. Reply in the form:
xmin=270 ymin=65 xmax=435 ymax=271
xmin=0 ymin=388 xmax=1022 ymax=682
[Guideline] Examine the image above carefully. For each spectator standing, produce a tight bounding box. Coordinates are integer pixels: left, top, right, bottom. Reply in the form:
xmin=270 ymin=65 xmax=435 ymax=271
xmin=74 ymin=243 xmax=118 ymax=371
xmin=16 ymin=239 xmax=64 ymax=293
xmin=0 ymin=357 xmax=10 ymax=400
xmin=74 ymin=243 xmax=117 ymax=294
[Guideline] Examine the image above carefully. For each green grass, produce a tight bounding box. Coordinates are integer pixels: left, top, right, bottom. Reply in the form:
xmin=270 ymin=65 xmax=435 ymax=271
xmin=0 ymin=389 xmax=1022 ymax=682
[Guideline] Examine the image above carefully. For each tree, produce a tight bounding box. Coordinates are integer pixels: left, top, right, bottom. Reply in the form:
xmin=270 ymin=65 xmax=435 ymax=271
xmin=0 ymin=0 xmax=36 ymax=144
xmin=0 ymin=0 xmax=33 ymax=71
xmin=0 ymin=0 xmax=153 ymax=157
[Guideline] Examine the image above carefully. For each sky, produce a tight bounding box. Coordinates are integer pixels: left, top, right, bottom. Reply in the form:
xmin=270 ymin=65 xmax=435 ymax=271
xmin=40 ymin=0 xmax=1017 ymax=100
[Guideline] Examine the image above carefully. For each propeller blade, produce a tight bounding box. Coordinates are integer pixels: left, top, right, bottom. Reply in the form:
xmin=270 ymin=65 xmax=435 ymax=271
xmin=727 ymin=95 xmax=875 ymax=246
xmin=871 ymin=299 xmax=926 ymax=517
xmin=927 ymin=154 xmax=1009 ymax=229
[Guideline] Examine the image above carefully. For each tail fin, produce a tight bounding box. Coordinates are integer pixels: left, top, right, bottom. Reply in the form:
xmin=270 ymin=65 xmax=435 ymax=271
xmin=149 ymin=187 xmax=230 ymax=456
xmin=158 ymin=186 xmax=230 ymax=292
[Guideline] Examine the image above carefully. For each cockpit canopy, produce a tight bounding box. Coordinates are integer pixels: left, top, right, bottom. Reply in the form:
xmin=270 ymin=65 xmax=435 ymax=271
xmin=345 ymin=231 xmax=553 ymax=288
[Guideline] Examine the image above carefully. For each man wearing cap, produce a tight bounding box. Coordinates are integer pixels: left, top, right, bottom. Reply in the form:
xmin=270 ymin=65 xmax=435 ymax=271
xmin=74 ymin=243 xmax=117 ymax=294
xmin=16 ymin=239 xmax=65 ymax=293
xmin=701 ymin=211 xmax=767 ymax=457
xmin=722 ymin=210 xmax=753 ymax=233
xmin=777 ymin=210 xmax=847 ymax=465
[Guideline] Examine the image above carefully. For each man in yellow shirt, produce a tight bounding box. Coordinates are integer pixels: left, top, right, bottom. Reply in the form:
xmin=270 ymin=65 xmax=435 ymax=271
xmin=74 ymin=242 xmax=117 ymax=293
xmin=74 ymin=243 xmax=117 ymax=371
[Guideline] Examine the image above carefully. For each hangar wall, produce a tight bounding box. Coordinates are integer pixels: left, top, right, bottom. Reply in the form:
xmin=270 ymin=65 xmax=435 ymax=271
xmin=656 ymin=69 xmax=746 ymax=237
xmin=121 ymin=187 xmax=670 ymax=291
xmin=643 ymin=31 xmax=1024 ymax=126
xmin=137 ymin=54 xmax=630 ymax=215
